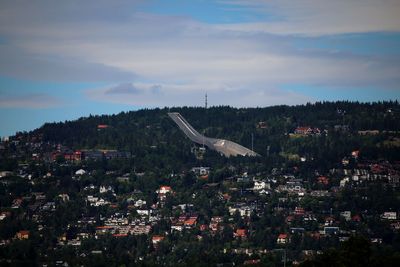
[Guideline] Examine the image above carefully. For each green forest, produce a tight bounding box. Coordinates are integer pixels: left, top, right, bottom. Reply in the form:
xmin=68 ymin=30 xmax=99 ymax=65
xmin=30 ymin=101 xmax=400 ymax=170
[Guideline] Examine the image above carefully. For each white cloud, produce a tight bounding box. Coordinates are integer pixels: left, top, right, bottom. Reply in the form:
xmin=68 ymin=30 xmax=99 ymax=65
xmin=0 ymin=0 xmax=399 ymax=107
xmin=219 ymin=0 xmax=400 ymax=35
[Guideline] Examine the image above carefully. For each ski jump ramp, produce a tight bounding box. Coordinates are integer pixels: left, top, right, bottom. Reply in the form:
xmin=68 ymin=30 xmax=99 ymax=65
xmin=168 ymin=112 xmax=259 ymax=157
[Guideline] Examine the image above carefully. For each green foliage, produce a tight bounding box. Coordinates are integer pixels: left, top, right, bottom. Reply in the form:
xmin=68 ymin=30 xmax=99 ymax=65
xmin=300 ymin=236 xmax=400 ymax=267
xmin=23 ymin=101 xmax=399 ymax=173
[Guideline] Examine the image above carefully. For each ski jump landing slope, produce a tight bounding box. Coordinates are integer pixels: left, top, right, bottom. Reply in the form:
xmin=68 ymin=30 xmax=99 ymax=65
xmin=168 ymin=112 xmax=259 ymax=157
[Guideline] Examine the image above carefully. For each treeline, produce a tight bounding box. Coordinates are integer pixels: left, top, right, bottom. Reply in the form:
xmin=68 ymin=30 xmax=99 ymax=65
xmin=20 ymin=101 xmax=399 ymax=171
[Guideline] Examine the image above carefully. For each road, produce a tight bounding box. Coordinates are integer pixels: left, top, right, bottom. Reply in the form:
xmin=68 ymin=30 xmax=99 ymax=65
xmin=168 ymin=112 xmax=259 ymax=157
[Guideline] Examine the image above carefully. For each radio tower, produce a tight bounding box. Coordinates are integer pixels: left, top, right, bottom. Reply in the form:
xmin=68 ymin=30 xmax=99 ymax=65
xmin=205 ymin=93 xmax=208 ymax=109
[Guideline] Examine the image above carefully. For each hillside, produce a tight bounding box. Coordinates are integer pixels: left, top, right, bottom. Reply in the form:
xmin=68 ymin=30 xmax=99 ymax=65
xmin=1 ymin=101 xmax=400 ymax=266
xmin=17 ymin=101 xmax=398 ymax=172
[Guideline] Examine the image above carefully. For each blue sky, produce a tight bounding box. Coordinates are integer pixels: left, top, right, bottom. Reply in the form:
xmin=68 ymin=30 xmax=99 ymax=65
xmin=0 ymin=0 xmax=399 ymax=136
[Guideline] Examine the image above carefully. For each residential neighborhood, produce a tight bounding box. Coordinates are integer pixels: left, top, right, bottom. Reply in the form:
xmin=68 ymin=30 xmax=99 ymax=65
xmin=0 ymin=103 xmax=399 ymax=266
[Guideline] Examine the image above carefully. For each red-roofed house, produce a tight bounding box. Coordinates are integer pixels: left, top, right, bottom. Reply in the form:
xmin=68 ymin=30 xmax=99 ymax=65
xmin=317 ymin=176 xmax=329 ymax=185
xmin=152 ymin=235 xmax=165 ymax=245
xmin=277 ymin=233 xmax=289 ymax=244
xmin=234 ymin=229 xmax=247 ymax=239
xmin=184 ymin=216 xmax=198 ymax=228
xmin=159 ymin=186 xmax=172 ymax=194
xmin=158 ymin=186 xmax=173 ymax=201
xmin=16 ymin=230 xmax=30 ymax=240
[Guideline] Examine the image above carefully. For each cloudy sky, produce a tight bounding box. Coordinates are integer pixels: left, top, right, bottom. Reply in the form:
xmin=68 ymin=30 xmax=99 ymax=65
xmin=0 ymin=0 xmax=399 ymax=136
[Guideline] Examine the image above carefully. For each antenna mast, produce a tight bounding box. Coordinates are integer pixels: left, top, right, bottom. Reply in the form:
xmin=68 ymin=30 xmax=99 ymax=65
xmin=205 ymin=93 xmax=208 ymax=109
xmin=251 ymin=133 xmax=254 ymax=152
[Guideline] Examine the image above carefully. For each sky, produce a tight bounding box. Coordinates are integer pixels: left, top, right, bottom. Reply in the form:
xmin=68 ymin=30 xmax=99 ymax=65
xmin=0 ymin=0 xmax=399 ymax=136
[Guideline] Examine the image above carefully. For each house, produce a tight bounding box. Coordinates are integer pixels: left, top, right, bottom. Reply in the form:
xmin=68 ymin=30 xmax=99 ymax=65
xmin=184 ymin=216 xmax=198 ymax=228
xmin=294 ymin=126 xmax=322 ymax=136
xmin=97 ymin=124 xmax=109 ymax=129
xmin=136 ymin=209 xmax=151 ymax=216
xmin=191 ymin=167 xmax=210 ymax=176
xmin=158 ymin=186 xmax=172 ymax=194
xmin=324 ymin=217 xmax=335 ymax=226
xmin=381 ymin=212 xmax=397 ymax=220
xmin=116 ymin=176 xmax=129 ymax=183
xmin=87 ymin=196 xmax=109 ymax=207
xmin=284 ymin=179 xmax=304 ymax=193
xmin=0 ymin=211 xmax=11 ymax=221
xmin=11 ymin=198 xmax=23 ymax=209
xmin=171 ymin=224 xmax=184 ymax=232
xmin=16 ymin=230 xmax=29 ymax=240
xmin=253 ymin=181 xmax=270 ymax=191
xmin=96 ymin=226 xmax=114 ymax=235
xmin=157 ymin=185 xmax=173 ymax=201
xmin=228 ymin=204 xmax=255 ymax=217
xmin=277 ymin=233 xmax=289 ymax=244
xmin=234 ymin=229 xmax=247 ymax=239
xmin=58 ymin=194 xmax=70 ymax=202
xmin=152 ymin=235 xmax=164 ymax=245
xmin=75 ymin=169 xmax=86 ymax=176
xmin=0 ymin=171 xmax=13 ymax=178
xmin=134 ymin=199 xmax=147 ymax=208
xmin=317 ymin=176 xmax=329 ymax=185
xmin=131 ymin=225 xmax=151 ymax=235
xmin=295 ymin=127 xmax=313 ymax=135
xmin=340 ymin=177 xmax=350 ymax=187
xmin=99 ymin=185 xmax=114 ymax=194
xmin=340 ymin=211 xmax=351 ymax=221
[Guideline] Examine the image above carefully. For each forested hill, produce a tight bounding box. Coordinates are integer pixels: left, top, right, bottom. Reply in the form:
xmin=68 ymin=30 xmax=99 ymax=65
xmin=26 ymin=101 xmax=400 ymax=170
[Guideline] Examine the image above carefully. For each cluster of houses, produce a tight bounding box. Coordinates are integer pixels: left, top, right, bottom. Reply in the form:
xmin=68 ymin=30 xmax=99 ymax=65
xmin=1 ymin=135 xmax=399 ymax=265
xmin=293 ymin=126 xmax=323 ymax=136
xmin=51 ymin=149 xmax=131 ymax=162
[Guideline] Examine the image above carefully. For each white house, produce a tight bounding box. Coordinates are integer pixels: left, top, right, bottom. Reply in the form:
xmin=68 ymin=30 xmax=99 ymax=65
xmin=134 ymin=199 xmax=147 ymax=208
xmin=253 ymin=181 xmax=270 ymax=191
xmin=99 ymin=185 xmax=114 ymax=194
xmin=75 ymin=169 xmax=86 ymax=176
xmin=382 ymin=212 xmax=397 ymax=220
